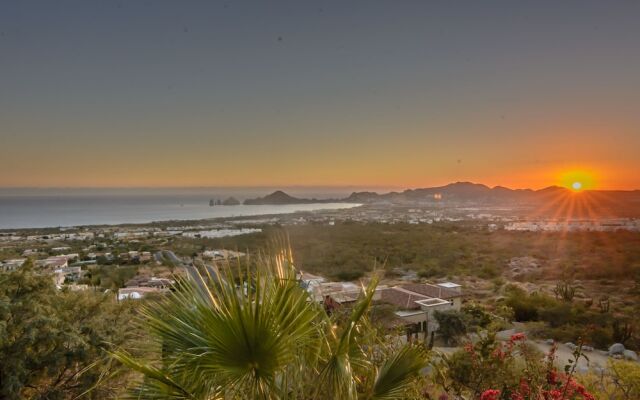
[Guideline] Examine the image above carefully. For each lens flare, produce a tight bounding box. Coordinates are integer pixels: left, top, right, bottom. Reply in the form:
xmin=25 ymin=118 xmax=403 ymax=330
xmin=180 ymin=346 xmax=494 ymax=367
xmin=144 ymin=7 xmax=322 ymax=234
xmin=559 ymin=170 xmax=596 ymax=191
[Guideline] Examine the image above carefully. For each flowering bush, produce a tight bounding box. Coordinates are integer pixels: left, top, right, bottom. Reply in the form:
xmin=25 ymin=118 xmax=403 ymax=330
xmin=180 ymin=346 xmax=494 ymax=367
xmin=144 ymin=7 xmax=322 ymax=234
xmin=480 ymin=389 xmax=501 ymax=400
xmin=434 ymin=332 xmax=595 ymax=399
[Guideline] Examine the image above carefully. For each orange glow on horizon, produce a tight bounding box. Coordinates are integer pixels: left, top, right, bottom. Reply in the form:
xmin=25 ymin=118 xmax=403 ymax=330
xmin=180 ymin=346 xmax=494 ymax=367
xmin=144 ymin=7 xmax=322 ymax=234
xmin=558 ymin=170 xmax=598 ymax=191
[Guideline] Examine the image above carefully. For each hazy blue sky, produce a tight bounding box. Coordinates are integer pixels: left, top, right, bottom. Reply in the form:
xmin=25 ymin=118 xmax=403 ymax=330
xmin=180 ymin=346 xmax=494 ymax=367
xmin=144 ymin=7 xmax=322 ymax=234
xmin=1 ymin=1 xmax=639 ymax=189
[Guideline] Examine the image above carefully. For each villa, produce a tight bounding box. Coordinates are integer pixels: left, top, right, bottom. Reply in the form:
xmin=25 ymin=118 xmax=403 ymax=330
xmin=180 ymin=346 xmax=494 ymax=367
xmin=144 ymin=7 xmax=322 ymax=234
xmin=308 ymin=274 xmax=462 ymax=340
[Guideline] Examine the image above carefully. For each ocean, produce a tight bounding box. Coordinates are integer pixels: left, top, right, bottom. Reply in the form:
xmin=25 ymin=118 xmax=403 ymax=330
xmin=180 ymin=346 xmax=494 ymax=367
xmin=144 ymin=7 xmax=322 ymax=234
xmin=0 ymin=188 xmax=364 ymax=229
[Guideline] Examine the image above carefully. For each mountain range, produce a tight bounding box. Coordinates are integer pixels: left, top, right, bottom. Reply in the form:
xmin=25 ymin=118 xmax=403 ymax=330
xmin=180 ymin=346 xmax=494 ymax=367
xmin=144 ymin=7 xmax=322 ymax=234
xmin=243 ymin=182 xmax=640 ymax=217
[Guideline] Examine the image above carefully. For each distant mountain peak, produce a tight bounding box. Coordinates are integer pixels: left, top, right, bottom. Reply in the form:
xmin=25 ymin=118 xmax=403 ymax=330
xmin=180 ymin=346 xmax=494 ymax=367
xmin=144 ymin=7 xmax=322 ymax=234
xmin=243 ymin=190 xmax=335 ymax=205
xmin=243 ymin=191 xmax=299 ymax=205
xmin=448 ymin=181 xmax=488 ymax=187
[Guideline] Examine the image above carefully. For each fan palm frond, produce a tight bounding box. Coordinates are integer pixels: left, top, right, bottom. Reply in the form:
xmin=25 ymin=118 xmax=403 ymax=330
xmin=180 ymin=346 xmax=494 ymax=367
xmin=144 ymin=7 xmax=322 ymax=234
xmin=315 ymin=274 xmax=380 ymax=399
xmin=369 ymin=344 xmax=429 ymax=399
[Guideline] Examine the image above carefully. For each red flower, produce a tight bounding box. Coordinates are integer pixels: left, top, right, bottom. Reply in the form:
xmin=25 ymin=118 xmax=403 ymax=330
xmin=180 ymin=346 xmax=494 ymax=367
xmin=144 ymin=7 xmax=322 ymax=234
xmin=544 ymin=389 xmax=563 ymax=400
xmin=509 ymin=332 xmax=526 ymax=342
xmin=480 ymin=389 xmax=500 ymax=400
xmin=567 ymin=378 xmax=596 ymax=400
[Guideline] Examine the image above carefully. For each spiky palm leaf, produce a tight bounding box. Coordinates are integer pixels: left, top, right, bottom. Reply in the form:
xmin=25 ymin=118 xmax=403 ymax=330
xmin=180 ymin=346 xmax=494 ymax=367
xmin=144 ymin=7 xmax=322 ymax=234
xmin=369 ymin=344 xmax=429 ymax=399
xmin=315 ymin=274 xmax=379 ymax=399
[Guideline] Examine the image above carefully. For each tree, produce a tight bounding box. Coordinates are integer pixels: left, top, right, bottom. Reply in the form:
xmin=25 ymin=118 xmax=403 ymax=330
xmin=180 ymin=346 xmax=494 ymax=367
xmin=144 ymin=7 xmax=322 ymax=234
xmin=0 ymin=262 xmax=140 ymax=399
xmin=114 ymin=253 xmax=430 ymax=399
xmin=461 ymin=302 xmax=493 ymax=331
xmin=434 ymin=310 xmax=468 ymax=346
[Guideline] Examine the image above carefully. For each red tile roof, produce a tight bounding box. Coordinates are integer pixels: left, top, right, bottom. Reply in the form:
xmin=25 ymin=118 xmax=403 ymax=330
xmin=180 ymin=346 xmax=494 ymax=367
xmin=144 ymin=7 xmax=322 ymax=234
xmin=399 ymin=283 xmax=461 ymax=299
xmin=379 ymin=288 xmax=429 ymax=310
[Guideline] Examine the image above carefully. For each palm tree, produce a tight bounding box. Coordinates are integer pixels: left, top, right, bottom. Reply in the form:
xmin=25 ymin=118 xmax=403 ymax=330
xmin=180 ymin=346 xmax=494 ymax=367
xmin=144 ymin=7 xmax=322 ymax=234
xmin=113 ymin=252 xmax=429 ymax=399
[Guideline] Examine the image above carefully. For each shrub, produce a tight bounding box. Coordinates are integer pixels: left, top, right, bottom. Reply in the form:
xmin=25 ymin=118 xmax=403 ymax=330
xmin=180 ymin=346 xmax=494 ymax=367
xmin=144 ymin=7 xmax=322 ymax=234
xmin=434 ymin=310 xmax=468 ymax=346
xmin=333 ymin=269 xmax=364 ymax=281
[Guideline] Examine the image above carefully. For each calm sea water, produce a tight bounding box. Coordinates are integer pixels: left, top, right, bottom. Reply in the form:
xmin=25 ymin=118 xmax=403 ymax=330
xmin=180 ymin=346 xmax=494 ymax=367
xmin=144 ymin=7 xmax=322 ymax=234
xmin=0 ymin=188 xmax=363 ymax=229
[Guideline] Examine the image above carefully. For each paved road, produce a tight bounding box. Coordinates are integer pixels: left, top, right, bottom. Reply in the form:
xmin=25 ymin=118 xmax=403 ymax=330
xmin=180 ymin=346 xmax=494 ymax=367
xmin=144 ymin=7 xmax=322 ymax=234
xmin=497 ymin=326 xmax=612 ymax=372
xmin=163 ymin=250 xmax=220 ymax=291
xmin=531 ymin=341 xmax=610 ymax=372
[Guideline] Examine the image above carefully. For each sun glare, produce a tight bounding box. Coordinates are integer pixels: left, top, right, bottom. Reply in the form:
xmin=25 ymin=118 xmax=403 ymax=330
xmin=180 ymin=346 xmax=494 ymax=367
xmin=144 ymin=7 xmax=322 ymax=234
xmin=559 ymin=170 xmax=596 ymax=191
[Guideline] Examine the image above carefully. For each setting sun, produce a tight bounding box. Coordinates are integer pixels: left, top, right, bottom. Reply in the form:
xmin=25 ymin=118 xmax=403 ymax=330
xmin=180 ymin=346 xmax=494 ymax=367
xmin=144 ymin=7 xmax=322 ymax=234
xmin=559 ymin=170 xmax=597 ymax=191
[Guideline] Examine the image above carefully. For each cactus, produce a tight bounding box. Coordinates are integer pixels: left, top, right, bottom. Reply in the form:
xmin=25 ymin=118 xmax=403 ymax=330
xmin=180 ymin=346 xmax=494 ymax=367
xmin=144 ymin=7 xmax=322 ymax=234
xmin=612 ymin=319 xmax=633 ymax=345
xmin=554 ymin=281 xmax=576 ymax=302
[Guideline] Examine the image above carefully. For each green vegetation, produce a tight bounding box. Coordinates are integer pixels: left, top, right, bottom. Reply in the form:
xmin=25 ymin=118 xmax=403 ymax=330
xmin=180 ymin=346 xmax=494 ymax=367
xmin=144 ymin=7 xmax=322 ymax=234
xmin=2 ymin=221 xmax=639 ymax=398
xmin=0 ymin=261 xmax=142 ymax=399
xmin=168 ymin=222 xmax=640 ymax=352
xmin=81 ymin=265 xmax=139 ymax=289
xmin=434 ymin=310 xmax=467 ymax=346
xmin=185 ymin=222 xmax=640 ymax=282
xmin=504 ymin=285 xmax=639 ymax=349
xmin=583 ymin=359 xmax=640 ymax=398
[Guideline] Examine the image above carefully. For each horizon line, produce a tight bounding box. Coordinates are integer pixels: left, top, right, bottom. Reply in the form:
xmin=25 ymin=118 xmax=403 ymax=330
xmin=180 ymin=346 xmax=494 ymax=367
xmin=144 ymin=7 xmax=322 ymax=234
xmin=0 ymin=181 xmax=638 ymax=193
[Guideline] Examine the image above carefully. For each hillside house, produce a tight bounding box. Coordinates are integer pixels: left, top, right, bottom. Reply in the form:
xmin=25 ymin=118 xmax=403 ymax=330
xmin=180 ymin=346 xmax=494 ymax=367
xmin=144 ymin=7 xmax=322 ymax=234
xmin=321 ymin=280 xmax=462 ymax=341
xmin=124 ymin=276 xmax=174 ymax=289
xmin=1 ymin=258 xmax=27 ymax=272
xmin=36 ymin=256 xmax=69 ymax=269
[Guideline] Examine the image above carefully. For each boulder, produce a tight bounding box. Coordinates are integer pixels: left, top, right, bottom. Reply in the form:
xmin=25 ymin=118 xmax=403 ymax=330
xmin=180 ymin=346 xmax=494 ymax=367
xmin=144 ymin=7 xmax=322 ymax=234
xmin=609 ymin=343 xmax=626 ymax=355
xmin=623 ymin=350 xmax=639 ymax=362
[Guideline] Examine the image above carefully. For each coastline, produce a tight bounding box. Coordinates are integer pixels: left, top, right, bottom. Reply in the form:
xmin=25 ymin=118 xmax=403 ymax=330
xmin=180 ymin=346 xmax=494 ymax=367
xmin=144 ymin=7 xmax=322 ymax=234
xmin=0 ymin=203 xmax=361 ymax=231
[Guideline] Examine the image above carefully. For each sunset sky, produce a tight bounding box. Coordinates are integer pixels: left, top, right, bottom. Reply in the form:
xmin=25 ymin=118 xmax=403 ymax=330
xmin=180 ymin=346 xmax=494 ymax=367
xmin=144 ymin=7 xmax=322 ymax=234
xmin=1 ymin=1 xmax=639 ymax=190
